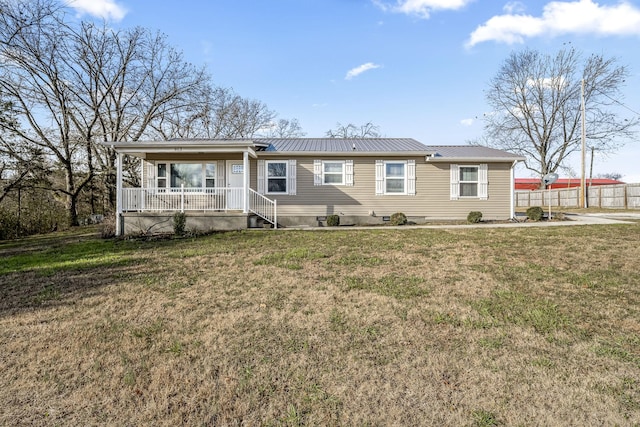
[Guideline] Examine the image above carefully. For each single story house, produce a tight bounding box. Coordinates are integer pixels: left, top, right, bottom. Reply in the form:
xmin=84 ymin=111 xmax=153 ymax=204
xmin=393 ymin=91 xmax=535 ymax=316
xmin=107 ymin=138 xmax=525 ymax=235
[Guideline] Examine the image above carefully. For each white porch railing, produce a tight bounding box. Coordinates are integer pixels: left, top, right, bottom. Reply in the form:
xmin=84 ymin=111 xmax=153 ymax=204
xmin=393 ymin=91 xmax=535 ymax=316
xmin=121 ymin=186 xmax=277 ymax=227
xmin=122 ymin=187 xmax=244 ymax=212
xmin=249 ymin=188 xmax=277 ymax=228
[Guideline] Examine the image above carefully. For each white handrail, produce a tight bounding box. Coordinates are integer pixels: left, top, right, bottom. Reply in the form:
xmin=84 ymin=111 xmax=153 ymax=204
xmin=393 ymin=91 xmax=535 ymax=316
xmin=248 ymin=189 xmax=277 ymax=228
xmin=121 ymin=187 xmax=244 ymax=212
xmin=121 ymin=187 xmax=277 ymax=227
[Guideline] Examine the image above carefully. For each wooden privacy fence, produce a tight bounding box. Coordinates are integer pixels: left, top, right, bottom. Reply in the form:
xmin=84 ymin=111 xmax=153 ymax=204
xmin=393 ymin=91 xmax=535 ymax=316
xmin=516 ymin=183 xmax=640 ymax=209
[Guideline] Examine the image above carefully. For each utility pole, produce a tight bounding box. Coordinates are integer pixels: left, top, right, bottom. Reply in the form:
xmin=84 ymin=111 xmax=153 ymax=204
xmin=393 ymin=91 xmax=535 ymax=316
xmin=580 ymin=79 xmax=587 ymax=208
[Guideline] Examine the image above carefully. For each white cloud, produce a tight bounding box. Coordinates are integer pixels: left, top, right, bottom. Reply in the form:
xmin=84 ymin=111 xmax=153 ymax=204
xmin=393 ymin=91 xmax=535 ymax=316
xmin=68 ymin=0 xmax=128 ymax=21
xmin=503 ymin=1 xmax=526 ymax=14
xmin=345 ymin=62 xmax=382 ymax=80
xmin=374 ymin=0 xmax=474 ymax=19
xmin=460 ymin=118 xmax=475 ymax=126
xmin=467 ymin=0 xmax=640 ymax=47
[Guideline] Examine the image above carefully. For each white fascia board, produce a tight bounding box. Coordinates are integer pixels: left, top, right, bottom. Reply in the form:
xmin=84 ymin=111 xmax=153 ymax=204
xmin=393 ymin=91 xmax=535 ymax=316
xmin=257 ymin=151 xmax=431 ymax=157
xmin=106 ymin=142 xmax=258 ymax=158
xmin=426 ymin=156 xmax=526 ymax=163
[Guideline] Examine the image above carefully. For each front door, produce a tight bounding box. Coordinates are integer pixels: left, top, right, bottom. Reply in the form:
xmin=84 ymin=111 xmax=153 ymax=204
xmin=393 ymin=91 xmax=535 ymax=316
xmin=227 ymin=161 xmax=244 ymax=210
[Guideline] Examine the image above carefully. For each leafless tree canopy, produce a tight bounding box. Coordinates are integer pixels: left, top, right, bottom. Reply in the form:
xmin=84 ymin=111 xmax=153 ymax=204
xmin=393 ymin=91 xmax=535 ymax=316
xmin=596 ymin=172 xmax=623 ymax=181
xmin=0 ymin=0 xmax=304 ymax=229
xmin=483 ymin=47 xmax=637 ymax=177
xmin=326 ymin=122 xmax=381 ymax=138
xmin=264 ymin=118 xmax=306 ymax=138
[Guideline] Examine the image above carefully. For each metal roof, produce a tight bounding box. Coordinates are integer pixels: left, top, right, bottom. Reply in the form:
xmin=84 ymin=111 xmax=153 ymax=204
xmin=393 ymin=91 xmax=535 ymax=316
xmin=427 ymin=145 xmax=524 ymax=160
xmin=102 ymin=138 xmax=524 ymax=162
xmin=254 ymin=138 xmax=430 ymax=153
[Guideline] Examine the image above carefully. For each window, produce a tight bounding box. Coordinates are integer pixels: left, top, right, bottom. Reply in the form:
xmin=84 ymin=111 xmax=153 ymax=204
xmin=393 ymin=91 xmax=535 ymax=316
xmin=450 ymin=164 xmax=488 ymax=200
xmin=156 ymin=162 xmax=218 ymax=191
xmin=323 ymin=161 xmax=345 ymax=185
xmin=258 ymin=159 xmax=296 ymax=195
xmin=267 ymin=161 xmax=288 ymax=194
xmin=171 ymin=163 xmax=203 ymax=188
xmin=459 ymin=166 xmax=478 ymax=197
xmin=384 ymin=161 xmax=406 ymax=194
xmin=375 ymin=160 xmax=415 ymax=196
xmin=205 ymin=163 xmax=216 ymax=188
xmin=314 ymin=160 xmax=353 ymax=186
xmin=157 ymin=163 xmax=167 ymax=189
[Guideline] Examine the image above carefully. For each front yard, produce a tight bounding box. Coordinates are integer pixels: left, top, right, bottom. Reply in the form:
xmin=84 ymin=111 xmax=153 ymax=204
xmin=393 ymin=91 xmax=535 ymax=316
xmin=1 ymin=224 xmax=639 ymax=425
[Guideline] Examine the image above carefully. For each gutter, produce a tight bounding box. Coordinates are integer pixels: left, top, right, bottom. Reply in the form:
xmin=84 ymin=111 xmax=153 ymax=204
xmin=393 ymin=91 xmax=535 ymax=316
xmin=256 ymin=151 xmax=433 ymax=157
xmin=426 ymin=156 xmax=526 ymax=163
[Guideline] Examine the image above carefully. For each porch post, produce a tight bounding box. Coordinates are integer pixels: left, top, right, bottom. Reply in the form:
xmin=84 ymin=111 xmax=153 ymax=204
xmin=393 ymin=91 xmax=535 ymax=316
xmin=243 ymin=150 xmax=249 ymax=214
xmin=510 ymin=160 xmax=516 ymax=220
xmin=116 ymin=152 xmax=123 ymax=236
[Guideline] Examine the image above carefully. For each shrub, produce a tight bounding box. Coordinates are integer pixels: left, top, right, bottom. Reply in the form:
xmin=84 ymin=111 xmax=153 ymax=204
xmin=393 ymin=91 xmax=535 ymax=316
xmin=526 ymin=206 xmax=544 ymax=221
xmin=467 ymin=211 xmax=483 ymax=224
xmin=173 ymin=212 xmax=187 ymax=235
xmin=326 ymin=214 xmax=340 ymax=227
xmin=390 ymin=212 xmax=407 ymax=226
xmin=100 ymin=214 xmax=116 ymax=239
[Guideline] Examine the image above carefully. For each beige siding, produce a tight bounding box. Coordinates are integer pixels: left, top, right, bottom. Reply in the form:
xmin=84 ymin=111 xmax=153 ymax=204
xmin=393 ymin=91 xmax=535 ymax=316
xmin=255 ymin=156 xmax=514 ymax=220
xmin=140 ymin=155 xmax=513 ymax=220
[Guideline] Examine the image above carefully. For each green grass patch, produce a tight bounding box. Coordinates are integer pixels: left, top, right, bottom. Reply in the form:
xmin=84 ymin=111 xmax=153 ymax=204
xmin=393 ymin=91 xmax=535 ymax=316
xmin=0 ymin=239 xmax=138 ymax=275
xmin=254 ymin=247 xmax=329 ymax=270
xmin=343 ymin=274 xmax=429 ymax=299
xmin=472 ymin=289 xmax=570 ymax=335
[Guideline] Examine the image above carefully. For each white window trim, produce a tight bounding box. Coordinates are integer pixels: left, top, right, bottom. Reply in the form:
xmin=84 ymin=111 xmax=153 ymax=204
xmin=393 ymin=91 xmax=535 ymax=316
xmin=156 ymin=162 xmax=167 ymax=191
xmin=323 ymin=160 xmax=345 ymax=185
xmin=450 ymin=164 xmax=488 ymax=200
xmin=314 ymin=159 xmax=353 ymax=187
xmin=265 ymin=160 xmax=290 ymax=195
xmin=376 ymin=159 xmax=415 ymax=196
xmin=459 ymin=165 xmax=480 ymax=198
xmin=155 ymin=161 xmax=219 ymax=193
xmin=383 ymin=160 xmax=408 ymax=195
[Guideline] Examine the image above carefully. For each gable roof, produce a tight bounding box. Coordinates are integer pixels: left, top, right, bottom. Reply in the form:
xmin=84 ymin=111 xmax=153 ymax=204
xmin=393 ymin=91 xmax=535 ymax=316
xmin=254 ymin=138 xmax=430 ymax=153
xmin=103 ymin=138 xmax=524 ymax=162
xmin=255 ymin=138 xmax=524 ymax=161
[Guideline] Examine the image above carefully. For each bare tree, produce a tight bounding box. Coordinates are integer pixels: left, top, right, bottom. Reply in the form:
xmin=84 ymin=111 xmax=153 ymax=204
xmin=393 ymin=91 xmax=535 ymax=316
xmin=150 ymin=86 xmax=277 ymax=140
xmin=72 ymin=22 xmax=210 ymax=204
xmin=483 ymin=47 xmax=637 ymax=181
xmin=0 ymin=0 xmax=92 ymax=226
xmin=326 ymin=122 xmax=380 ymax=138
xmin=596 ymin=172 xmax=623 ymax=181
xmin=265 ymin=118 xmax=306 ymax=138
xmin=0 ymin=1 xmax=211 ymax=224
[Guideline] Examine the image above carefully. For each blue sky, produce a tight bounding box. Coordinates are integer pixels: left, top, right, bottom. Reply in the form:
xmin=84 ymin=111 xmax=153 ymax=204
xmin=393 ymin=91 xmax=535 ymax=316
xmin=69 ymin=0 xmax=640 ymax=181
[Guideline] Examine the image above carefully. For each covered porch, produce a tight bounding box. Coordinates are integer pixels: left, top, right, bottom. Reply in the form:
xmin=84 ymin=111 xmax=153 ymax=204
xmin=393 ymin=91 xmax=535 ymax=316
xmin=110 ymin=140 xmax=276 ymax=235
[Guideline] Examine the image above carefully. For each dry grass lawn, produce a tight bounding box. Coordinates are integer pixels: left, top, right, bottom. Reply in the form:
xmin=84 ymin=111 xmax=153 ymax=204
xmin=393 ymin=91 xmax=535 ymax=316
xmin=1 ymin=223 xmax=639 ymax=426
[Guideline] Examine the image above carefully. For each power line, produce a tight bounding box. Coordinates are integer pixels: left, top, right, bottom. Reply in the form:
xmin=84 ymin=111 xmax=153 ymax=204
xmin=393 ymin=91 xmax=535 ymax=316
xmin=592 ymin=87 xmax=640 ymax=117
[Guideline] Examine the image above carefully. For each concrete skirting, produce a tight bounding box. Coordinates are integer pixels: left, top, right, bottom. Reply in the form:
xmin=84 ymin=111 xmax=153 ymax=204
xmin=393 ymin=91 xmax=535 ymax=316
xmin=122 ymin=212 xmax=249 ymax=235
xmin=276 ymin=215 xmax=432 ymax=228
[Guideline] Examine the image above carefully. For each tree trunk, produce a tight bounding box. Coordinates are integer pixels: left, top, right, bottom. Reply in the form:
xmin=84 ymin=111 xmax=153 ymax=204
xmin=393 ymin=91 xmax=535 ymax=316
xmin=65 ymin=168 xmax=79 ymax=227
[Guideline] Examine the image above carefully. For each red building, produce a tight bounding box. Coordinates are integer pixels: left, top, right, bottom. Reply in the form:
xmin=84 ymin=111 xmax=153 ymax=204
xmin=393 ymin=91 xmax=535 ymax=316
xmin=515 ymin=178 xmax=624 ymax=190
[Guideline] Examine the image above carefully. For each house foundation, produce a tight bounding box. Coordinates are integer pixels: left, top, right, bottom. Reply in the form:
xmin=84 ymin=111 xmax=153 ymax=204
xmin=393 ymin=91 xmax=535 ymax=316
xmin=122 ymin=212 xmax=250 ymax=235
